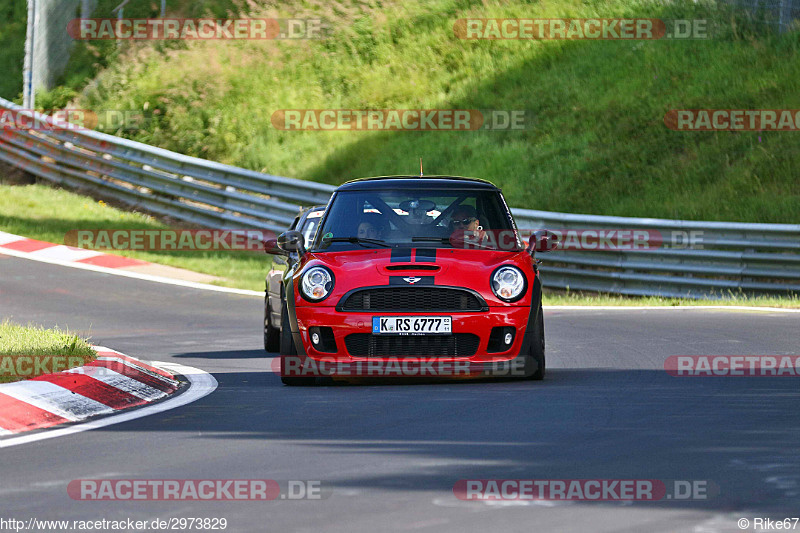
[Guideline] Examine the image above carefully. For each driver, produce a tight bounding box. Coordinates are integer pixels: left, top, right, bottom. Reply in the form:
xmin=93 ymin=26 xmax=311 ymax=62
xmin=449 ymin=205 xmax=487 ymax=248
xmin=450 ymin=205 xmax=482 ymax=235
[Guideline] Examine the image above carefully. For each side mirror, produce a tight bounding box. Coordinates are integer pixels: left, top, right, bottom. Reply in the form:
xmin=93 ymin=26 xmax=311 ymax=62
xmin=277 ymin=230 xmax=306 ymax=256
xmin=263 ymin=238 xmax=288 ymax=256
xmin=527 ymin=230 xmax=559 ymax=254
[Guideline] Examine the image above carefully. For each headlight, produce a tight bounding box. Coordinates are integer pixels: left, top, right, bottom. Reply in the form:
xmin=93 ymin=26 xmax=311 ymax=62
xmin=300 ymin=266 xmax=334 ymax=301
xmin=491 ymin=266 xmax=526 ymax=302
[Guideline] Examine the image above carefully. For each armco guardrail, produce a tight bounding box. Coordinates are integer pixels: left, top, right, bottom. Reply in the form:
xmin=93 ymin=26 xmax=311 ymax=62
xmin=1 ymin=97 xmax=799 ymax=298
xmin=512 ymin=210 xmax=800 ymax=298
xmin=0 ymin=98 xmax=335 ymax=233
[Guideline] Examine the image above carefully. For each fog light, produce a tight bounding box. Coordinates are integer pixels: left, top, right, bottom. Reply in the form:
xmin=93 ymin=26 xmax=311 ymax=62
xmin=311 ymin=332 xmax=321 ymax=345
xmin=488 ymin=327 xmax=515 ymax=353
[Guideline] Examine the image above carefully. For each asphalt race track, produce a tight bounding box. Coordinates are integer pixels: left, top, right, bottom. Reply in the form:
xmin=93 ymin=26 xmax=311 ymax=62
xmin=1 ymin=253 xmax=798 ymax=532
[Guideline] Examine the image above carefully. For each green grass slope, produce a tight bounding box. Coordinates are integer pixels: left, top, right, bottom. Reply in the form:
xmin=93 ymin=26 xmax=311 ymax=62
xmin=0 ymin=320 xmax=96 ymax=383
xmin=10 ymin=0 xmax=800 ymax=222
xmin=0 ymin=0 xmax=241 ymax=104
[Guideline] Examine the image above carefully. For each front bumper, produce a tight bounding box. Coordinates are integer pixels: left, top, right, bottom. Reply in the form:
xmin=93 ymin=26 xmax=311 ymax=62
xmin=282 ymin=306 xmax=532 ymax=378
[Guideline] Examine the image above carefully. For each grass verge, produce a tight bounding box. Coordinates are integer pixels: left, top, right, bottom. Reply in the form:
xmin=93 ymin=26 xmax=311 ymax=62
xmin=0 ymin=181 xmax=274 ymax=291
xmin=0 ymin=320 xmax=96 ymax=384
xmin=542 ymin=290 xmax=800 ymax=309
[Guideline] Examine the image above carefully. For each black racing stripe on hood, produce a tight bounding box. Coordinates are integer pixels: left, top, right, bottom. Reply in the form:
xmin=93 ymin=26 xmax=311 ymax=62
xmin=415 ymin=248 xmax=437 ymax=262
xmin=391 ymin=248 xmax=412 ymax=262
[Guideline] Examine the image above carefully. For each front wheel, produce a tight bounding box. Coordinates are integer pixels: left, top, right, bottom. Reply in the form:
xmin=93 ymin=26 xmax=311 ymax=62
xmin=280 ymin=300 xmax=315 ymax=386
xmin=264 ymin=295 xmax=280 ymax=353
xmin=524 ymin=303 xmax=545 ymax=380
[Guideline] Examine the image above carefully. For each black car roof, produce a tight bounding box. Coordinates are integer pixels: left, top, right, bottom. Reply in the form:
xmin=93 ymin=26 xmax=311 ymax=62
xmin=337 ymin=175 xmax=499 ymax=191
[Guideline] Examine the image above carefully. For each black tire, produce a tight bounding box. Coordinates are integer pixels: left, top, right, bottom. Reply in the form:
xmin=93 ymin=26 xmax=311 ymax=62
xmin=526 ymin=302 xmax=546 ymax=380
xmin=280 ymin=300 xmax=315 ymax=386
xmin=263 ymin=294 xmax=280 ymax=353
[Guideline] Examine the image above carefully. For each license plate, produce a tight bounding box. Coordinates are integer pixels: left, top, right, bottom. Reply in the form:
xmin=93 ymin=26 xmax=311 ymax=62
xmin=372 ymin=316 xmax=452 ymax=335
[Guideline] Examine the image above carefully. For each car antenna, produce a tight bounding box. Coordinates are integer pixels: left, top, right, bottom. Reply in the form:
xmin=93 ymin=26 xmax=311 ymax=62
xmin=419 ymin=157 xmax=423 ymax=177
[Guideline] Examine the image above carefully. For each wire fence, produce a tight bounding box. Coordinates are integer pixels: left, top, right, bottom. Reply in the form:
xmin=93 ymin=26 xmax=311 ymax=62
xmin=26 ymin=0 xmax=85 ymax=95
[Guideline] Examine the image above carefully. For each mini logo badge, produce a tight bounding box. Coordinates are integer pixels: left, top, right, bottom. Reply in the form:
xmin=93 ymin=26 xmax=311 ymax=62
xmin=403 ymin=277 xmax=422 ymax=284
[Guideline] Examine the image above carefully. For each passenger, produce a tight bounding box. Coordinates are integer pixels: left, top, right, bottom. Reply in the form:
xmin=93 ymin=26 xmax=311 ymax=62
xmin=357 ymin=214 xmax=386 ymax=240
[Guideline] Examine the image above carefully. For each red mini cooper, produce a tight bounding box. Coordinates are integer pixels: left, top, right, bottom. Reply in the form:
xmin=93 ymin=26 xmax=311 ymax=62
xmin=268 ymin=176 xmax=555 ymax=385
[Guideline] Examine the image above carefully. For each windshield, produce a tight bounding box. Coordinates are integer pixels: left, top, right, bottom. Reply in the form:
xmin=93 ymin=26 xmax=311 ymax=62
xmin=311 ymin=189 xmax=523 ymax=251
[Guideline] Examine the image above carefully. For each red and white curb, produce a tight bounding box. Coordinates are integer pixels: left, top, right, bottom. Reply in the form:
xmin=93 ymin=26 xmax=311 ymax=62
xmin=0 ymin=347 xmax=217 ymax=448
xmin=0 ymin=230 xmax=261 ymax=296
xmin=0 ymin=230 xmax=148 ymax=269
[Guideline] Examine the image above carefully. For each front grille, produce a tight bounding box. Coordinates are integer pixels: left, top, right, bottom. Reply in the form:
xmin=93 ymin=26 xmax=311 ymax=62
xmin=339 ymin=288 xmax=486 ymax=312
xmin=345 ymin=333 xmax=480 ymax=357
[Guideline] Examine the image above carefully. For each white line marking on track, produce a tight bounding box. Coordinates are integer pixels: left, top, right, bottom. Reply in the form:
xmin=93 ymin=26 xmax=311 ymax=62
xmin=0 ymin=428 xmax=11 ymax=436
xmin=0 ymin=246 xmax=262 ymax=296
xmin=92 ymin=346 xmax=119 ymax=354
xmin=0 ymin=362 xmax=217 ymax=448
